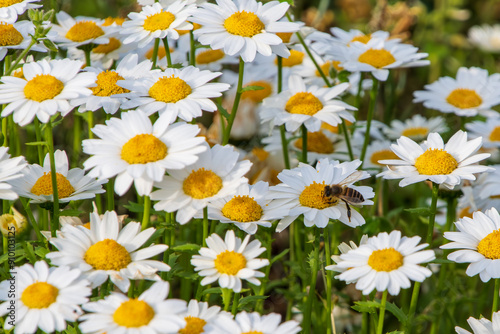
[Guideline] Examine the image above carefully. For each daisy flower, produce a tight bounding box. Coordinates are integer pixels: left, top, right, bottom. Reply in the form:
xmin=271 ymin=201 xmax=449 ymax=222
xmin=194 ymin=47 xmax=239 ymax=71
xmin=191 ymin=230 xmax=269 ymax=293
xmin=334 ymin=230 xmax=436 ymax=295
xmin=8 ymin=150 xmax=105 ymax=204
xmin=0 ymin=261 xmax=91 ymax=334
xmin=213 ymin=311 xmax=301 ymax=334
xmin=121 ymin=1 xmax=195 ymax=48
xmin=119 ymin=66 xmax=230 ymax=123
xmin=0 ymin=59 xmax=95 ymax=126
xmin=79 ymin=281 xmax=186 ymax=334
xmin=0 ymin=20 xmax=46 ymax=61
xmin=46 ymin=208 xmax=170 ymax=292
xmin=0 ymin=0 xmax=40 ymax=22
xmin=325 ymin=235 xmax=369 ymax=281
xmin=191 ymin=0 xmax=299 ymax=62
xmin=377 ymin=130 xmax=492 ymax=189
xmin=455 ymin=311 xmax=500 ymax=334
xmin=177 ymin=300 xmax=225 ymax=334
xmin=363 ymin=140 xmax=400 ymax=173
xmin=441 ymin=208 xmax=500 ymax=282
xmin=51 ymin=11 xmax=110 ymax=48
xmin=384 ymin=114 xmax=449 ymax=142
xmin=72 ymin=54 xmax=153 ymax=114
xmin=82 ymin=109 xmax=207 ymax=196
xmin=475 ymin=166 xmax=500 ymax=211
xmin=0 ymin=207 xmax=27 ymax=236
xmin=150 ymin=144 xmax=251 ymax=224
xmin=469 ymin=24 xmax=500 ymax=53
xmin=268 ymin=158 xmax=374 ymax=232
xmin=207 ymin=181 xmax=288 ymax=234
xmin=0 ymin=147 xmax=26 ymax=200
xmin=413 ymin=67 xmax=500 ymax=117
xmin=466 ymin=118 xmax=500 ymax=148
xmin=260 ymin=75 xmax=356 ymax=133
xmin=338 ymin=38 xmax=429 ymax=81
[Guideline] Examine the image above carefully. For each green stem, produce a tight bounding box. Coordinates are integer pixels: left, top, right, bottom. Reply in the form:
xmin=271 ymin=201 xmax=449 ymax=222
xmin=355 ymin=73 xmax=364 ymax=120
xmin=376 ymin=290 xmax=388 ymax=334
xmin=4 ymin=39 xmax=36 ymax=76
xmin=141 ymin=195 xmax=151 ymax=230
xmin=340 ymin=120 xmax=354 ymax=160
xmin=222 ymin=288 xmax=233 ymax=312
xmin=303 ymin=227 xmax=320 ymax=334
xmin=128 ymin=281 xmax=135 ymax=298
xmin=72 ymin=114 xmax=81 ymax=167
xmin=359 ymin=78 xmax=379 ymax=167
xmin=202 ymin=207 xmax=208 ymax=247
xmin=324 ymin=227 xmax=333 ymax=334
xmin=256 ymin=231 xmax=272 ymax=313
xmin=222 ymin=57 xmax=245 ymax=145
xmin=87 ymin=111 xmax=94 ymax=139
xmin=231 ymin=292 xmax=240 ymax=315
xmin=151 ymin=38 xmax=160 ymax=69
xmin=162 ymin=37 xmax=172 ymax=68
xmin=493 ymin=279 xmax=500 ymax=316
xmin=301 ymin=124 xmax=308 ymax=163
xmin=1 ymin=116 xmax=6 ymax=148
xmin=107 ymin=178 xmax=115 ymax=211
xmin=361 ymin=295 xmax=369 ymax=334
xmin=45 ymin=120 xmax=59 ymax=237
xmin=279 ymin=125 xmax=291 ymax=169
xmin=84 ymin=48 xmax=91 ymax=67
xmin=189 ymin=30 xmax=196 ymax=66
xmin=20 ymin=198 xmax=45 ymax=244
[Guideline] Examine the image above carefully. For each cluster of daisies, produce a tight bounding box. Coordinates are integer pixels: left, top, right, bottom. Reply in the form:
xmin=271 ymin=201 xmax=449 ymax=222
xmin=0 ymin=0 xmax=500 ymax=333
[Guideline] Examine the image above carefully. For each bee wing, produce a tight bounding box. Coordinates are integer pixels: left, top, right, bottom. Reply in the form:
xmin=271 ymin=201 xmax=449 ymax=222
xmin=339 ymin=171 xmax=364 ymax=185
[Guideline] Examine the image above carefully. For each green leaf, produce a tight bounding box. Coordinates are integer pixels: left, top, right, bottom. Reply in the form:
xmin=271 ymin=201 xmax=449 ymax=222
xmin=352 ymin=301 xmax=379 ymax=314
xmin=430 ymin=258 xmax=454 ymax=264
xmin=25 ymin=141 xmax=47 ymax=146
xmin=62 ymin=325 xmax=78 ymax=334
xmin=123 ymin=201 xmax=145 ymax=213
xmin=34 ymin=246 xmax=50 ymax=259
xmin=171 ymin=243 xmax=201 ymax=253
xmin=202 ymin=287 xmax=222 ymax=296
xmin=59 ymin=209 xmax=84 ymax=217
xmin=238 ymin=295 xmax=268 ymax=308
xmin=386 ymin=301 xmax=407 ymax=323
xmin=215 ymin=101 xmax=230 ymax=120
xmin=270 ymin=249 xmax=289 ymax=265
xmin=239 ymin=85 xmax=264 ymax=93
xmin=404 ymin=207 xmax=432 ymax=216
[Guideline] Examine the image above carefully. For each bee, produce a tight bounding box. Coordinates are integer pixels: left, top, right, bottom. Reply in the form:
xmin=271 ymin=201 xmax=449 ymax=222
xmin=322 ymin=171 xmax=365 ymax=222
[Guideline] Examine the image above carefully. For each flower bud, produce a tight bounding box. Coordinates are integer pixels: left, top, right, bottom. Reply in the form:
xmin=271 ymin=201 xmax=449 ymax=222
xmin=0 ymin=208 xmax=27 ymax=237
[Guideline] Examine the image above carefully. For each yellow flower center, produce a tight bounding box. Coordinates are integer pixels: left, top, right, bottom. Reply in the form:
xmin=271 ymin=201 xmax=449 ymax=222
xmin=367 ymin=247 xmax=404 ymax=271
xmin=358 ymin=49 xmax=396 ymax=68
xmin=183 ymin=168 xmax=223 ymax=199
xmin=0 ymin=0 xmax=23 ymax=7
xmin=299 ymin=181 xmax=336 ymax=209
xmin=221 ymin=195 xmax=263 ymax=222
xmin=241 ymin=80 xmax=273 ymax=103
xmin=370 ymin=149 xmax=399 ymax=166
xmin=446 ymin=88 xmax=483 ymax=109
xmin=102 ymin=17 xmax=125 ymax=26
xmin=113 ymin=299 xmax=155 ymax=328
xmin=24 ymin=74 xmax=64 ymax=102
xmin=276 ymin=32 xmax=293 ymax=43
xmin=252 ymin=147 xmax=269 ymax=161
xmin=223 ymin=11 xmax=265 ymax=37
xmin=316 ymin=60 xmax=343 ymax=77
xmin=350 ymin=34 xmax=371 ymax=44
xmin=401 ymin=127 xmax=429 ymax=139
xmin=0 ymin=22 xmax=23 ymax=46
xmin=196 ymin=49 xmax=225 ymax=65
xmin=321 ymin=122 xmax=339 ymax=133
xmin=242 ymin=332 xmax=264 ymax=334
xmin=458 ymin=207 xmax=473 ymax=219
xmin=414 ymin=148 xmax=458 ymax=175
xmin=82 ymin=222 xmax=91 ymax=229
xmin=92 ymin=37 xmax=121 ymax=54
xmin=65 ymin=21 xmax=105 ymax=42
xmin=489 ymin=126 xmax=500 ymax=142
xmin=21 ymin=282 xmax=59 ymax=309
xmin=149 ymin=75 xmax=192 ymax=103
xmin=121 ymin=134 xmax=168 ymax=165
xmin=84 ymin=239 xmax=132 ymax=270
xmin=294 ymin=131 xmax=334 ymax=154
xmin=214 ymin=250 xmax=247 ymax=275
xmin=477 ymin=229 xmax=500 ymax=259
xmin=277 ymin=49 xmax=305 ymax=67
xmin=31 ymin=172 xmax=75 ymax=199
xmin=13 ymin=68 xmax=24 ymax=79
xmin=143 ymin=11 xmax=176 ymax=32
xmin=91 ymin=70 xmax=130 ymax=97
xmin=285 ymin=92 xmax=323 ymax=116
xmin=176 ymin=22 xmax=202 ymax=35
xmin=179 ymin=316 xmax=207 ymax=334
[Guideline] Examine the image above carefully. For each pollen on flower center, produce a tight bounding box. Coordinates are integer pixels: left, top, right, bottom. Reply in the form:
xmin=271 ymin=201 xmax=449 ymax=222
xmin=21 ymin=282 xmax=59 ymax=309
xmin=477 ymin=229 xmax=500 ymax=259
xmin=121 ymin=134 xmax=168 ymax=164
xmin=446 ymin=88 xmax=482 ymax=109
xmin=196 ymin=49 xmax=225 ymax=64
xmin=102 ymin=17 xmax=125 ymax=26
xmin=401 ymin=127 xmax=429 ymax=139
xmin=367 ymin=247 xmax=404 ymax=271
xmin=414 ymin=148 xmax=458 ymax=175
xmin=350 ymin=34 xmax=371 ymax=44
xmin=113 ymin=299 xmax=155 ymax=328
xmin=0 ymin=0 xmax=23 ymax=7
xmin=276 ymin=32 xmax=293 ymax=43
xmin=65 ymin=21 xmax=105 ymax=42
xmin=293 ymin=131 xmax=334 ymax=154
xmin=84 ymin=239 xmax=132 ymax=270
xmin=183 ymin=168 xmax=223 ymax=199
xmin=489 ymin=126 xmax=500 ymax=142
xmin=223 ymin=11 xmax=265 ymax=37
xmin=371 ymin=150 xmax=398 ymax=166
xmin=316 ymin=61 xmax=343 ymax=77
xmin=285 ymin=92 xmax=323 ymax=116
xmin=143 ymin=11 xmax=176 ymax=32
xmin=0 ymin=22 xmax=23 ymax=46
xmin=222 ymin=195 xmax=263 ymax=222
xmin=300 ymin=181 xmax=336 ymax=209
xmin=278 ymin=50 xmax=305 ymax=67
xmin=31 ymin=172 xmax=75 ymax=198
xmin=149 ymin=75 xmax=192 ymax=103
xmin=92 ymin=37 xmax=121 ymax=54
xmin=241 ymin=80 xmax=273 ymax=103
xmin=358 ymin=49 xmax=396 ymax=68
xmin=91 ymin=70 xmax=130 ymax=97
xmin=24 ymin=74 xmax=64 ymax=102
xmin=179 ymin=316 xmax=207 ymax=334
xmin=214 ymin=250 xmax=247 ymax=275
